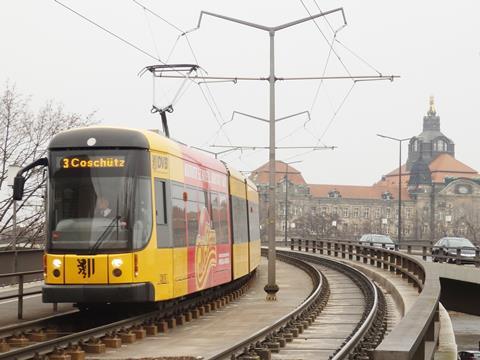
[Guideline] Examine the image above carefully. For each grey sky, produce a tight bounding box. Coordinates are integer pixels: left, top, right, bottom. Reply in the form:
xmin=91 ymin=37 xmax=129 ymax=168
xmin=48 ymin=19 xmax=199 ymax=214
xmin=1 ymin=1 xmax=479 ymax=186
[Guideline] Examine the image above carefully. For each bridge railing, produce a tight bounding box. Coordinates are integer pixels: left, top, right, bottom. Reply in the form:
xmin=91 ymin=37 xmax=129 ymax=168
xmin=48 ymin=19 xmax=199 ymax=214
xmin=287 ymin=237 xmax=480 ymax=267
xmin=0 ymin=270 xmax=57 ymax=319
xmin=0 ymin=249 xmax=44 ymax=285
xmin=290 ymin=238 xmax=440 ymax=360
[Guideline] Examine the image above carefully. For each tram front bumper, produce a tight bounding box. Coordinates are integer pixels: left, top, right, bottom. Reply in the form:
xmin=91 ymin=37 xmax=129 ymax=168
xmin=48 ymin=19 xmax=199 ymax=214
xmin=42 ymin=283 xmax=155 ymax=303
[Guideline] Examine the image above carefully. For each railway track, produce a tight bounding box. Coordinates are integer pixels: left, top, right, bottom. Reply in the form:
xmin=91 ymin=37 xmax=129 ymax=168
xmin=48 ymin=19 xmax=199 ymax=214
xmin=1 ymin=251 xmax=388 ymax=360
xmin=210 ymin=249 xmax=387 ymax=360
xmin=0 ymin=272 xmax=254 ymax=360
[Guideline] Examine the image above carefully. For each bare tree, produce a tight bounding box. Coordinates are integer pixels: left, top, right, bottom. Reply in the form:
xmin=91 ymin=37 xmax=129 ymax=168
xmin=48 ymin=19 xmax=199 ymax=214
xmin=0 ymin=82 xmax=96 ymax=248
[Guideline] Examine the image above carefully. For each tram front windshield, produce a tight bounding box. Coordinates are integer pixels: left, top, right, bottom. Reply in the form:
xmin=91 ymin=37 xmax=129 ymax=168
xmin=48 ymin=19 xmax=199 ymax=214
xmin=48 ymin=149 xmax=152 ymax=253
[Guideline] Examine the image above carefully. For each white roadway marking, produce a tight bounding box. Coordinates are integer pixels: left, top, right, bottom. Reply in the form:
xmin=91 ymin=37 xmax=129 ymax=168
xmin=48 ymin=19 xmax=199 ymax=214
xmin=0 ymin=293 xmax=41 ymax=305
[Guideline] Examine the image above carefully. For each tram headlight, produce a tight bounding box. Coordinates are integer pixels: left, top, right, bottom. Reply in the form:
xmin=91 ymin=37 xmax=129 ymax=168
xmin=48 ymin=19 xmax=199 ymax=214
xmin=52 ymin=259 xmax=62 ymax=269
xmin=111 ymin=258 xmax=123 ymax=268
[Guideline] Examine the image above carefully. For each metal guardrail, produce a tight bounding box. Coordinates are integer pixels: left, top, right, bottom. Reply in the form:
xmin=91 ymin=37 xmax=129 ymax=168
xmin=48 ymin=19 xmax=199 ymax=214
xmin=399 ymin=244 xmax=480 ymax=266
xmin=0 ymin=249 xmax=44 ymax=284
xmin=290 ymin=238 xmax=441 ymax=360
xmin=0 ymin=270 xmax=57 ymax=319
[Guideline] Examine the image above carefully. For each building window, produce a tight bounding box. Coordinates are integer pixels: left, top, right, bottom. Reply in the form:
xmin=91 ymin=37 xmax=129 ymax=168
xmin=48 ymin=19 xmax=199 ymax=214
xmin=382 ymin=191 xmax=393 ymax=200
xmin=321 ymin=207 xmax=327 ymax=215
xmin=328 ymin=190 xmax=341 ymax=198
xmin=406 ymin=208 xmax=411 ymax=219
xmin=353 ymin=224 xmax=358 ymax=234
xmin=436 ymin=140 xmax=447 ymax=152
xmin=332 ymin=207 xmax=337 ymax=215
xmin=386 ymin=208 xmax=391 ymax=218
xmin=311 ymin=206 xmax=316 ymax=215
xmin=343 ymin=207 xmax=349 ymax=218
xmin=375 ymin=208 xmax=380 ymax=219
xmin=353 ymin=208 xmax=359 ymax=218
xmin=363 ymin=207 xmax=370 ymax=218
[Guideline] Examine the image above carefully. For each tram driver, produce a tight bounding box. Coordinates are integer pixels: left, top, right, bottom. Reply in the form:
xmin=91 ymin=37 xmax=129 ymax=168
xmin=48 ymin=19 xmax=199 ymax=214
xmin=94 ymin=196 xmax=113 ymax=218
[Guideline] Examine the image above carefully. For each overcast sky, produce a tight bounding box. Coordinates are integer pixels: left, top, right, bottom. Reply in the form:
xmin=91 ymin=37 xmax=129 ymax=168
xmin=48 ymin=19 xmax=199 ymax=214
xmin=1 ymin=1 xmax=479 ymax=186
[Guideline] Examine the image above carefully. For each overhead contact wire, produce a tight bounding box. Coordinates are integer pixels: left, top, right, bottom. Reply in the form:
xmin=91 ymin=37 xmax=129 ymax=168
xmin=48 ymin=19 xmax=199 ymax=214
xmin=298 ymin=0 xmax=352 ymax=78
xmin=54 ymin=0 xmax=164 ymax=63
xmin=131 ymin=0 xmax=234 ymax=148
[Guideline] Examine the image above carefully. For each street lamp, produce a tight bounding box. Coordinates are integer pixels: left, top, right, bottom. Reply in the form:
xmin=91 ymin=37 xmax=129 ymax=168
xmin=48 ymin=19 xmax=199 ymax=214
xmin=283 ymin=161 xmax=302 ymax=247
xmin=7 ymin=164 xmax=22 ymax=272
xmin=377 ymin=134 xmax=411 ymax=245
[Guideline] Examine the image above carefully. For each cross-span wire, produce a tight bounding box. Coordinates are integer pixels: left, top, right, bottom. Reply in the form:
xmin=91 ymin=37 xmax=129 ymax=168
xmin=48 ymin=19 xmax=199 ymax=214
xmin=282 ymin=81 xmax=356 ymax=162
xmin=140 ymin=5 xmax=161 ymax=61
xmin=277 ymin=29 xmax=338 ymax=146
xmin=310 ymin=0 xmax=382 ymax=76
xmin=131 ymin=1 xmax=235 ymax=148
xmin=298 ymin=0 xmax=352 ymax=78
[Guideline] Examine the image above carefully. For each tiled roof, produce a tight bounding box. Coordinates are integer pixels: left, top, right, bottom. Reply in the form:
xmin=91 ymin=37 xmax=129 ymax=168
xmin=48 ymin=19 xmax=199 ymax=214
xmin=250 ymin=161 xmax=306 ymax=185
xmin=377 ymin=154 xmax=478 ymax=186
xmin=429 ymin=153 xmax=477 ymax=174
xmin=309 ymin=184 xmax=410 ymax=200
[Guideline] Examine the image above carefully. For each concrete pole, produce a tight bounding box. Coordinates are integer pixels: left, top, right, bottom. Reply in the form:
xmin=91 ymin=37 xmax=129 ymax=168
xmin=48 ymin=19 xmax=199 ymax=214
xmin=398 ymin=140 xmax=402 ymax=245
xmin=195 ymin=8 xmax=348 ymax=301
xmin=284 ymin=164 xmax=289 ymax=247
xmin=13 ymin=199 xmax=18 ymax=273
xmin=265 ymin=30 xmax=279 ymax=300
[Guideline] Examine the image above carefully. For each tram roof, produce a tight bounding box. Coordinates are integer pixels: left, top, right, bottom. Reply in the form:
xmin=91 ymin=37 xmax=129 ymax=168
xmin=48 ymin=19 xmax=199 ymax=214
xmin=49 ymin=126 xmax=233 ymax=175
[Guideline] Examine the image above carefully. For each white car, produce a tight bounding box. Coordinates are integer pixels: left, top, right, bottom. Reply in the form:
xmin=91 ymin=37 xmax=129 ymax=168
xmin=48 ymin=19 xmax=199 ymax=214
xmin=432 ymin=237 xmax=477 ymax=264
xmin=359 ymin=234 xmax=396 ymax=250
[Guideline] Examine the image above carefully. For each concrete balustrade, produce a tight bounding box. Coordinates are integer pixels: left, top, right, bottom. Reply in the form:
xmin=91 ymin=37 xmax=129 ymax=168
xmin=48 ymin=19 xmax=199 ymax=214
xmin=291 ymin=237 xmax=440 ymax=360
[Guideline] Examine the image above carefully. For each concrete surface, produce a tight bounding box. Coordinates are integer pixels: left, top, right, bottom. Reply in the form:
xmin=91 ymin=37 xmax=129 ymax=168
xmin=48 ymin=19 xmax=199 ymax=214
xmin=434 ymin=303 xmax=458 ymax=360
xmin=86 ymin=257 xmax=313 ymax=359
xmin=0 ymin=281 xmax=74 ymax=325
xmin=449 ymin=311 xmax=480 ymax=352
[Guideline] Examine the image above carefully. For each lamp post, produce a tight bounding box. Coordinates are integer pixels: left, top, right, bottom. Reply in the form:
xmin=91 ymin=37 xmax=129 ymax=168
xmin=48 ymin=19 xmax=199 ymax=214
xmin=7 ymin=164 xmax=21 ymax=272
xmin=377 ymin=134 xmax=411 ymax=245
xmin=283 ymin=161 xmax=302 ymax=247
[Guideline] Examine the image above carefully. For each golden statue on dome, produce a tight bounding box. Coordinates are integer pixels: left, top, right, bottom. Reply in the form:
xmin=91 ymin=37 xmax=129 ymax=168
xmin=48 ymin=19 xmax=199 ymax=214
xmin=429 ymin=95 xmax=436 ymax=115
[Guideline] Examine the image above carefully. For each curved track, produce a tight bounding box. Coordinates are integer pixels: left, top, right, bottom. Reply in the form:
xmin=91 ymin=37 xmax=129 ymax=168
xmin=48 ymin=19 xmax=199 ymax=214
xmin=211 ymin=250 xmax=387 ymax=360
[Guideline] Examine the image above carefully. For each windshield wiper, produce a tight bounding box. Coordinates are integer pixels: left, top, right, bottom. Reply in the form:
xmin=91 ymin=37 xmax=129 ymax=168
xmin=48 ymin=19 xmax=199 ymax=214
xmin=90 ymin=216 xmax=121 ymax=254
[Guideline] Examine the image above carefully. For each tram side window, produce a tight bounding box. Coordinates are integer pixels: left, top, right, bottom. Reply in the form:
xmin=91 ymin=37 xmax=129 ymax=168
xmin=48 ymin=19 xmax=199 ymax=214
xmin=172 ymin=183 xmax=186 ymax=247
xmin=155 ymin=180 xmax=167 ymax=225
xmin=232 ymin=196 xmax=248 ymax=243
xmin=187 ymin=198 xmax=199 ymax=246
xmin=219 ymin=193 xmax=229 ymax=244
xmin=155 ymin=179 xmax=172 ymax=248
xmin=248 ymin=202 xmax=260 ymax=242
xmin=210 ymin=192 xmax=229 ymax=244
xmin=184 ymin=187 xmax=212 ymax=246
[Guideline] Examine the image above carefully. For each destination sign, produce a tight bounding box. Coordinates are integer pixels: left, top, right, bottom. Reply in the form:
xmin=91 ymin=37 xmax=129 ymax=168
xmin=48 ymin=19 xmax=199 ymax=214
xmin=61 ymin=156 xmax=126 ymax=169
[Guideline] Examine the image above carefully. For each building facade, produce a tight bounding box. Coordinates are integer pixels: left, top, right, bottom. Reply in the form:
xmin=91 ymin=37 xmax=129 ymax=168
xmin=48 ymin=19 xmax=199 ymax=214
xmin=250 ymin=98 xmax=480 ymax=244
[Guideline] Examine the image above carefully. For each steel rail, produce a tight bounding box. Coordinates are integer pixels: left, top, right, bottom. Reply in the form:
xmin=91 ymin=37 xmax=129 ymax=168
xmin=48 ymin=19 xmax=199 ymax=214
xmin=209 ymin=249 xmax=382 ymax=360
xmin=284 ymin=251 xmax=381 ymax=360
xmin=0 ymin=309 xmax=78 ymax=339
xmin=0 ymin=272 xmax=253 ymax=360
xmin=208 ymin=249 xmax=323 ymax=360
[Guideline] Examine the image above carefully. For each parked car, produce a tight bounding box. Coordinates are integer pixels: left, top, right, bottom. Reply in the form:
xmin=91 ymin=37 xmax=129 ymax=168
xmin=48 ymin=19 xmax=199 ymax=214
xmin=458 ymin=350 xmax=480 ymax=359
xmin=432 ymin=237 xmax=478 ymax=264
xmin=359 ymin=234 xmax=396 ymax=250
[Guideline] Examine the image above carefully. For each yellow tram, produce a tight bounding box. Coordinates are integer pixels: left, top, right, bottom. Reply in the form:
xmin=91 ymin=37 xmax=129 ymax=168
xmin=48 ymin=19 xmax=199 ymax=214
xmin=14 ymin=127 xmax=260 ymax=304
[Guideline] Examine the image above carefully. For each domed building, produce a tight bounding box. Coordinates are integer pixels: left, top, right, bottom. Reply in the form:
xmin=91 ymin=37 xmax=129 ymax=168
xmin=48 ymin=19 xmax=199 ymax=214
xmin=251 ymin=98 xmax=480 ymax=244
